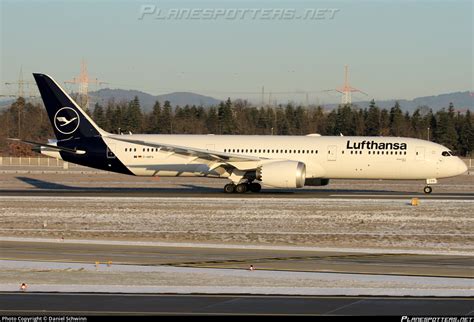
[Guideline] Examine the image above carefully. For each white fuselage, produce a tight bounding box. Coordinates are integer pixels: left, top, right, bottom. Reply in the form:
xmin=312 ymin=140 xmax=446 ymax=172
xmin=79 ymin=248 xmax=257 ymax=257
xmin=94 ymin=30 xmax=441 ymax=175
xmin=86 ymin=135 xmax=468 ymax=181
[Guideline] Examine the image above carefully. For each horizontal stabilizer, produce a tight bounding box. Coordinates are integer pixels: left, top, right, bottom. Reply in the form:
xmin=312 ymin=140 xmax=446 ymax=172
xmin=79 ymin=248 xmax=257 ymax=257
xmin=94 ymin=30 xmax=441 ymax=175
xmin=8 ymin=138 xmax=86 ymax=155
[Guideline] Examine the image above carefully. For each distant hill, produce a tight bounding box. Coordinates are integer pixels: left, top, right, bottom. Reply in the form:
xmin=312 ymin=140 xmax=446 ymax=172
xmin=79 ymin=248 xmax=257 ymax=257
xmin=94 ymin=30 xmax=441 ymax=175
xmin=328 ymin=91 xmax=473 ymax=112
xmin=1 ymin=90 xmax=472 ymax=113
xmin=89 ymin=88 xmax=221 ymax=112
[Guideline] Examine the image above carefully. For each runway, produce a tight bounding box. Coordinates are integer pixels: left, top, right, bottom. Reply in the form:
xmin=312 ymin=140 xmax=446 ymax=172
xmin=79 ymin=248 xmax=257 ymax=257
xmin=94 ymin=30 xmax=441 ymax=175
xmin=1 ymin=293 xmax=472 ymax=315
xmin=1 ymin=188 xmax=474 ymax=200
xmin=0 ymin=171 xmax=473 ymax=199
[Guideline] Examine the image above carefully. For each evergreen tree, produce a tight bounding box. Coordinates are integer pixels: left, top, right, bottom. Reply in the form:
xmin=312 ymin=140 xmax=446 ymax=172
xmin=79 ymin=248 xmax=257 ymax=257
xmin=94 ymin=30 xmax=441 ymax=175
xmin=411 ymin=109 xmax=424 ymax=138
xmin=284 ymin=104 xmax=296 ymax=134
xmin=325 ymin=110 xmax=338 ymax=135
xmin=310 ymin=106 xmax=325 ymax=134
xmin=149 ymin=101 xmax=161 ymax=133
xmin=159 ymin=100 xmax=173 ymax=134
xmin=275 ymin=108 xmax=289 ymax=135
xmin=365 ymin=100 xmax=380 ymax=136
xmin=206 ymin=106 xmax=219 ymax=134
xmin=294 ymin=106 xmax=309 ymax=135
xmin=379 ymin=109 xmax=390 ymax=136
xmin=217 ymin=98 xmax=235 ymax=134
xmin=125 ymin=96 xmax=143 ymax=133
xmin=353 ymin=109 xmax=366 ymax=136
xmin=435 ymin=107 xmax=458 ymax=150
xmin=458 ymin=110 xmax=473 ymax=156
xmin=335 ymin=104 xmax=354 ymax=135
xmin=92 ymin=103 xmax=107 ymax=129
xmin=389 ymin=101 xmax=404 ymax=136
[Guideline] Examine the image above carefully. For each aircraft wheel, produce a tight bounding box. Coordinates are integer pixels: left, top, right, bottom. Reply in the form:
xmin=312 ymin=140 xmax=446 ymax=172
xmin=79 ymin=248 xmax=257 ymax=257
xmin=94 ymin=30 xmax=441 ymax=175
xmin=423 ymin=186 xmax=432 ymax=194
xmin=224 ymin=183 xmax=236 ymax=193
xmin=249 ymin=182 xmax=262 ymax=193
xmin=235 ymin=183 xmax=248 ymax=193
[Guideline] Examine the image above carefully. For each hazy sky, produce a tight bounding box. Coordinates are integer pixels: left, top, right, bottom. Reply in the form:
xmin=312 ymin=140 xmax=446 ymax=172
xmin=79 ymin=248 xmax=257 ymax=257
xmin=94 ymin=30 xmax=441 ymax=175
xmin=1 ymin=0 xmax=472 ymax=104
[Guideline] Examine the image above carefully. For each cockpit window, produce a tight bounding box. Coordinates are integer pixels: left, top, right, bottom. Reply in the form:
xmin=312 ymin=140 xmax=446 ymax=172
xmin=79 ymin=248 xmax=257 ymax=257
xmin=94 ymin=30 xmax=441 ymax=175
xmin=442 ymin=151 xmax=452 ymax=157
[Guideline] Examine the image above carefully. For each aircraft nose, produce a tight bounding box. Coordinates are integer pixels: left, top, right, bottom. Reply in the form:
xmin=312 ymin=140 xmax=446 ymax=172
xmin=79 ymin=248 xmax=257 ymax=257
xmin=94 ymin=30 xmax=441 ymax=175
xmin=457 ymin=158 xmax=468 ymax=175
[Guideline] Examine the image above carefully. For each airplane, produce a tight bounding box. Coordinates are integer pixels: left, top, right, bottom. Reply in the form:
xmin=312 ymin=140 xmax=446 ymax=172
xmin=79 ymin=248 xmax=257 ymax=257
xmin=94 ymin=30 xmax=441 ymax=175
xmin=12 ymin=73 xmax=468 ymax=194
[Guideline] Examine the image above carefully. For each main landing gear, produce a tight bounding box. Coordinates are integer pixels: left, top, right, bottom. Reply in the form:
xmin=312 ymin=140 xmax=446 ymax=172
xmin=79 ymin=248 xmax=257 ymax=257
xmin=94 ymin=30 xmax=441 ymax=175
xmin=224 ymin=182 xmax=262 ymax=193
xmin=423 ymin=186 xmax=432 ymax=194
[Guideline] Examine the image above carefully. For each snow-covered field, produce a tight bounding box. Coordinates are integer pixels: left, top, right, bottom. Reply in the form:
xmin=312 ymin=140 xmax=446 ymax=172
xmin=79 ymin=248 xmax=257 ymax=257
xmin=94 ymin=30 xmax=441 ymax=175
xmin=1 ymin=260 xmax=472 ymax=296
xmin=0 ymin=196 xmax=473 ymax=253
xmin=1 ymin=174 xmax=472 ymax=296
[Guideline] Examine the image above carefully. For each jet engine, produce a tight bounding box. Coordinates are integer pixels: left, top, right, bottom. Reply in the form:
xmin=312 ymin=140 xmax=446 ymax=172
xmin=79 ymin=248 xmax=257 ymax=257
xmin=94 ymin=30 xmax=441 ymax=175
xmin=256 ymin=161 xmax=306 ymax=188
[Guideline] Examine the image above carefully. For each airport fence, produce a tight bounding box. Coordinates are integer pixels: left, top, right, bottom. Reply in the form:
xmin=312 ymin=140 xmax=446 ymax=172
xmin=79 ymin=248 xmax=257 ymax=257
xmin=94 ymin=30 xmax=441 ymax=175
xmin=0 ymin=156 xmax=78 ymax=169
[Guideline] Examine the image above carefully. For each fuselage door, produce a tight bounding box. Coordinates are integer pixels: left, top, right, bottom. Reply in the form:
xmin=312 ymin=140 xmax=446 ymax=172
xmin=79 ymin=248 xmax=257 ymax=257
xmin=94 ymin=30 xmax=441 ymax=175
xmin=327 ymin=145 xmax=337 ymax=161
xmin=415 ymin=146 xmax=425 ymax=161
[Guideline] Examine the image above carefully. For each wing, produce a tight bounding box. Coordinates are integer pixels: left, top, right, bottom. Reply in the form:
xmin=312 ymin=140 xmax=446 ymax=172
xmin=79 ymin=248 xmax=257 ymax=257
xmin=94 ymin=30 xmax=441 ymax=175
xmin=110 ymin=136 xmax=266 ymax=170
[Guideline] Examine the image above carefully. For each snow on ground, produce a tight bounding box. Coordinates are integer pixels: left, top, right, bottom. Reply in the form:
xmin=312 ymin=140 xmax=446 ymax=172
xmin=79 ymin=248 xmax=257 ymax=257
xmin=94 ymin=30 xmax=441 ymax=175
xmin=1 ymin=196 xmax=472 ymax=252
xmin=1 ymin=260 xmax=472 ymax=297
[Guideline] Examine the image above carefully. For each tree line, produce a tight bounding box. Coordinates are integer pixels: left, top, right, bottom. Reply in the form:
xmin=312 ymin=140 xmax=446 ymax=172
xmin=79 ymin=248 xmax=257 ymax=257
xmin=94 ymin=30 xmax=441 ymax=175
xmin=0 ymin=96 xmax=472 ymax=156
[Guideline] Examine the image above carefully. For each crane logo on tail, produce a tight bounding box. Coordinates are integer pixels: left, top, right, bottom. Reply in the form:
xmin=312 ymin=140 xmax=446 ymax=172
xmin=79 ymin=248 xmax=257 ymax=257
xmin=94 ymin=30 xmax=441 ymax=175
xmin=54 ymin=107 xmax=80 ymax=135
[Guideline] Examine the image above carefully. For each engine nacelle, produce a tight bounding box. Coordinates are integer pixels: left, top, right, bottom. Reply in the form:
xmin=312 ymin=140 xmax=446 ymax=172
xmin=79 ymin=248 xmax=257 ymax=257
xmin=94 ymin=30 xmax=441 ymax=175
xmin=304 ymin=178 xmax=330 ymax=186
xmin=256 ymin=161 xmax=306 ymax=188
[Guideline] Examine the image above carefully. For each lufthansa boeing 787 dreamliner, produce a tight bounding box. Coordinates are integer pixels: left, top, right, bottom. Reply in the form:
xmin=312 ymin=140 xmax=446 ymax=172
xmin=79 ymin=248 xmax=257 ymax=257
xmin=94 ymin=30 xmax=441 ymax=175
xmin=12 ymin=73 xmax=468 ymax=194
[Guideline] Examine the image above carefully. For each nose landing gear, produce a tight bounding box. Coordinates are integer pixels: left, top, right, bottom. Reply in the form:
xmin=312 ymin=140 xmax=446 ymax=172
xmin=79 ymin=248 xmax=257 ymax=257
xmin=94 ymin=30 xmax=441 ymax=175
xmin=423 ymin=186 xmax=432 ymax=194
xmin=423 ymin=179 xmax=437 ymax=194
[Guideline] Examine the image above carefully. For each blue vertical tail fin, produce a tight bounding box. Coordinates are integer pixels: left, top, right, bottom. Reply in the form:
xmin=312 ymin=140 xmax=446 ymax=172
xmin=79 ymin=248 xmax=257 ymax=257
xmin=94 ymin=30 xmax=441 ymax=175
xmin=33 ymin=73 xmax=106 ymax=141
